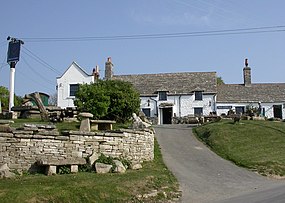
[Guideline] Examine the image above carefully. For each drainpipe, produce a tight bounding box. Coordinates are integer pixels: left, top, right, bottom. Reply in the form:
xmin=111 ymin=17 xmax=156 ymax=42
xmin=213 ymin=94 xmax=217 ymax=114
xmin=178 ymin=95 xmax=182 ymax=117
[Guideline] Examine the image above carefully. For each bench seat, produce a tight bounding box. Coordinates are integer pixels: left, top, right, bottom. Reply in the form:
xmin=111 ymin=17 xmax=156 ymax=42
xmin=90 ymin=120 xmax=116 ymax=131
xmin=37 ymin=158 xmax=86 ymax=175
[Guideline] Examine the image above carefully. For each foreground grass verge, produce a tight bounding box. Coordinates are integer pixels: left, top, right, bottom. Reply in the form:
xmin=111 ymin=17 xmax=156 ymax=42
xmin=193 ymin=120 xmax=285 ymax=177
xmin=0 ymin=139 xmax=179 ymax=203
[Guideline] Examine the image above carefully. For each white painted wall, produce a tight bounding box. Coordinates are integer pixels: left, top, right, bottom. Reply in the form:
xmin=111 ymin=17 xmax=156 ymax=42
xmin=216 ymin=102 xmax=285 ymax=119
xmin=140 ymin=93 xmax=216 ymax=124
xmin=57 ymin=62 xmax=94 ymax=108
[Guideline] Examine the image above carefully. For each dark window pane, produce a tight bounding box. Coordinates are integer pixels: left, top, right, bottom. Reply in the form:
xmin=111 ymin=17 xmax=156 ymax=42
xmin=70 ymin=84 xmax=79 ymax=96
xmin=194 ymin=107 xmax=203 ymax=116
xmin=159 ymin=92 xmax=167 ymax=101
xmin=142 ymin=108 xmax=151 ymax=117
xmin=195 ymin=91 xmax=203 ymax=101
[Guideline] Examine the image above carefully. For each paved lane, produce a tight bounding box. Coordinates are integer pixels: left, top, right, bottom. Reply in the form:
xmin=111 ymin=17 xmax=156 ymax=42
xmin=154 ymin=125 xmax=285 ymax=203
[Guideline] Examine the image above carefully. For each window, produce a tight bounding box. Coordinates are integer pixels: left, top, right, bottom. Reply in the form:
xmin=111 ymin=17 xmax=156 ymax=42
xmin=194 ymin=91 xmax=203 ymax=101
xmin=70 ymin=84 xmax=79 ymax=96
xmin=194 ymin=107 xmax=203 ymax=116
xmin=158 ymin=91 xmax=167 ymax=101
xmin=235 ymin=106 xmax=245 ymax=115
xmin=142 ymin=108 xmax=151 ymax=117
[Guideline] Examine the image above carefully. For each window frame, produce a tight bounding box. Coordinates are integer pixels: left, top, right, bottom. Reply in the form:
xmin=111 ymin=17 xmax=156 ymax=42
xmin=158 ymin=91 xmax=167 ymax=101
xmin=194 ymin=91 xmax=203 ymax=101
xmin=69 ymin=84 xmax=79 ymax=97
xmin=142 ymin=108 xmax=151 ymax=117
xmin=194 ymin=107 xmax=203 ymax=116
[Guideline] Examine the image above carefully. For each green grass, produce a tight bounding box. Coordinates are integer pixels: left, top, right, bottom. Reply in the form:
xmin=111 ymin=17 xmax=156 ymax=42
xmin=11 ymin=118 xmax=80 ymax=133
xmin=0 ymin=139 xmax=179 ymax=203
xmin=194 ymin=120 xmax=285 ymax=176
xmin=11 ymin=118 xmax=129 ymax=132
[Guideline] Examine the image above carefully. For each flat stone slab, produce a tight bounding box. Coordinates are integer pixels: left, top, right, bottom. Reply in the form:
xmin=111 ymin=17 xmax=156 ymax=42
xmin=91 ymin=120 xmax=116 ymax=124
xmin=37 ymin=158 xmax=86 ymax=166
xmin=78 ymin=112 xmax=93 ymax=118
xmin=95 ymin=163 xmax=112 ymax=173
xmin=0 ymin=120 xmax=14 ymax=124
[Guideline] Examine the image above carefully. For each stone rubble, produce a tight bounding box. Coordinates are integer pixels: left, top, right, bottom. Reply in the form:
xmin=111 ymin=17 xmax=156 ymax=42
xmin=0 ymin=163 xmax=16 ymax=179
xmin=95 ymin=163 xmax=112 ymax=174
xmin=113 ymin=160 xmax=126 ymax=173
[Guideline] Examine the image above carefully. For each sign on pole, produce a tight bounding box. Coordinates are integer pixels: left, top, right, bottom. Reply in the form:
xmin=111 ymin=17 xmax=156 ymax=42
xmin=7 ymin=40 xmax=21 ymax=64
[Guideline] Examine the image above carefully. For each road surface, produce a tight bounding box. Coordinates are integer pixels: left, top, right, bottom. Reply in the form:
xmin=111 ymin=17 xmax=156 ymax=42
xmin=154 ymin=125 xmax=285 ymax=203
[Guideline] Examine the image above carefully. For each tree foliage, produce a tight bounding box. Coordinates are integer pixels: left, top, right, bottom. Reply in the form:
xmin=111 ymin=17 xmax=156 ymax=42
xmin=0 ymin=86 xmax=22 ymax=110
xmin=217 ymin=76 xmax=225 ymax=85
xmin=74 ymin=80 xmax=140 ymax=123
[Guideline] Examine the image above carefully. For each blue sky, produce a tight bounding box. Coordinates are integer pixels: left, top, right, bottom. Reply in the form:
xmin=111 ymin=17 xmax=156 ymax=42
xmin=0 ymin=0 xmax=285 ymax=97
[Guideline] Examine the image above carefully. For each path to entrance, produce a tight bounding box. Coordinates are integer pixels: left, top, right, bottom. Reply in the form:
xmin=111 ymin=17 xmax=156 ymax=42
xmin=154 ymin=125 xmax=285 ymax=203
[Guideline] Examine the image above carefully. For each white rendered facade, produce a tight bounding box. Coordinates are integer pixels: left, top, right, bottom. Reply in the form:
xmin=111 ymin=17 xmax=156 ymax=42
xmin=140 ymin=93 xmax=216 ymax=124
xmin=57 ymin=62 xmax=94 ymax=108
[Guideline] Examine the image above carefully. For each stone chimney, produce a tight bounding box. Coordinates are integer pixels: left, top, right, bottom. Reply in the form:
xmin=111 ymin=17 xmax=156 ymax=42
xmin=104 ymin=57 xmax=113 ymax=80
xmin=243 ymin=58 xmax=251 ymax=87
xmin=92 ymin=65 xmax=100 ymax=80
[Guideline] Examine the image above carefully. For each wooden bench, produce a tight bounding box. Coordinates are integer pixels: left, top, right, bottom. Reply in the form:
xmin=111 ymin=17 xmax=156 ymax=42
xmin=90 ymin=120 xmax=116 ymax=131
xmin=37 ymin=158 xmax=86 ymax=175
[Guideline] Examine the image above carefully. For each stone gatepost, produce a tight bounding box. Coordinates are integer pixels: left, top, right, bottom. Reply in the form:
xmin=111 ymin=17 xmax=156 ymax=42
xmin=78 ymin=112 xmax=93 ymax=132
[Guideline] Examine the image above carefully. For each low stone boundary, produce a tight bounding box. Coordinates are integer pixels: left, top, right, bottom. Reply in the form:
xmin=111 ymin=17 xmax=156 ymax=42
xmin=0 ymin=124 xmax=154 ymax=173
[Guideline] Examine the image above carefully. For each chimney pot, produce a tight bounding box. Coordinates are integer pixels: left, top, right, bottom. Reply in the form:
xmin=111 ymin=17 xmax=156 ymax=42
xmin=93 ymin=65 xmax=100 ymax=80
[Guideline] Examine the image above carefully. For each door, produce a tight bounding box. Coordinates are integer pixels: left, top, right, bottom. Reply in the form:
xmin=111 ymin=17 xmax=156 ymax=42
xmin=273 ymin=105 xmax=282 ymax=119
xmin=235 ymin=106 xmax=245 ymax=115
xmin=162 ymin=107 xmax=172 ymax=124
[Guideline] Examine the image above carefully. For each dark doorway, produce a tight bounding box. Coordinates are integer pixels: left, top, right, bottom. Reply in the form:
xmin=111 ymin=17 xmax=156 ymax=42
xmin=273 ymin=105 xmax=282 ymax=119
xmin=235 ymin=106 xmax=245 ymax=115
xmin=162 ymin=107 xmax=172 ymax=124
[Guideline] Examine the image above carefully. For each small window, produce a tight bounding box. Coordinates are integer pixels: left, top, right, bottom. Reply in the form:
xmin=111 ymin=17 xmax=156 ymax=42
xmin=194 ymin=107 xmax=203 ymax=116
xmin=142 ymin=108 xmax=151 ymax=117
xmin=194 ymin=91 xmax=203 ymax=101
xmin=70 ymin=84 xmax=79 ymax=96
xmin=158 ymin=91 xmax=167 ymax=101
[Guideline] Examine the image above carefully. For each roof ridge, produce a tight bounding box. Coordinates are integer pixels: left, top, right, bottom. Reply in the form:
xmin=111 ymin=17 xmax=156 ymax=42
xmin=114 ymin=71 xmax=216 ymax=77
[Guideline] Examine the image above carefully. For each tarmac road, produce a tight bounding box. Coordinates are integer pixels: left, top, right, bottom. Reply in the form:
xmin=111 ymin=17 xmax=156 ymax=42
xmin=154 ymin=125 xmax=285 ymax=203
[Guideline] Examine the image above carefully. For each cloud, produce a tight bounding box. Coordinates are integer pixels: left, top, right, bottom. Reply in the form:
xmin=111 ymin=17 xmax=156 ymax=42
xmin=131 ymin=10 xmax=212 ymax=26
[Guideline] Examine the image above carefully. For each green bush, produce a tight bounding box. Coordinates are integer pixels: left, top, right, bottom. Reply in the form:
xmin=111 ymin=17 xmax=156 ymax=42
xmin=95 ymin=154 xmax=131 ymax=172
xmin=74 ymin=80 xmax=140 ymax=123
xmin=58 ymin=166 xmax=71 ymax=174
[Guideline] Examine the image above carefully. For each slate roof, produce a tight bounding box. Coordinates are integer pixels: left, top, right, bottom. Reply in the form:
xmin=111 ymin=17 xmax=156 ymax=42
xmin=113 ymin=72 xmax=217 ymax=96
xmin=217 ymin=83 xmax=285 ymax=103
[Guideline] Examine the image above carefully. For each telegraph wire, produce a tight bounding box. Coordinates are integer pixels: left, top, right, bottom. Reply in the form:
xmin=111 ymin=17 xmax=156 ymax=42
xmin=16 ymin=68 xmax=55 ymax=93
xmin=20 ymin=25 xmax=285 ymax=42
xmin=21 ymin=55 xmax=55 ymax=86
xmin=22 ymin=46 xmax=61 ymax=75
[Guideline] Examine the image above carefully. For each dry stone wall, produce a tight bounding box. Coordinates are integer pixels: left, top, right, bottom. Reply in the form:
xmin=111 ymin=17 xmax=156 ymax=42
xmin=0 ymin=124 xmax=154 ymax=172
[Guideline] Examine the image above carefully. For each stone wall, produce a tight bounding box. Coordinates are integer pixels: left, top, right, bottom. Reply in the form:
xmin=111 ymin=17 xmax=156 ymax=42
xmin=0 ymin=125 xmax=154 ymax=172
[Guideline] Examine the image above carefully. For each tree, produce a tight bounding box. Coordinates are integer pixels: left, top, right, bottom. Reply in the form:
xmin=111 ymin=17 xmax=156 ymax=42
xmin=48 ymin=92 xmax=58 ymax=106
xmin=217 ymin=76 xmax=225 ymax=85
xmin=0 ymin=86 xmax=23 ymax=111
xmin=104 ymin=80 xmax=140 ymax=122
xmin=74 ymin=80 xmax=140 ymax=123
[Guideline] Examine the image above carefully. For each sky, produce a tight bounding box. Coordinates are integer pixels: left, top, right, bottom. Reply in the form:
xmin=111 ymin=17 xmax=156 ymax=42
xmin=0 ymin=0 xmax=285 ymax=97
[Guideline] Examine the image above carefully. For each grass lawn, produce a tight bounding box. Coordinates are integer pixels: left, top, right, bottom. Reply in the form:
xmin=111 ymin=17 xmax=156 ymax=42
xmin=0 ymin=138 xmax=179 ymax=203
xmin=193 ymin=120 xmax=285 ymax=176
